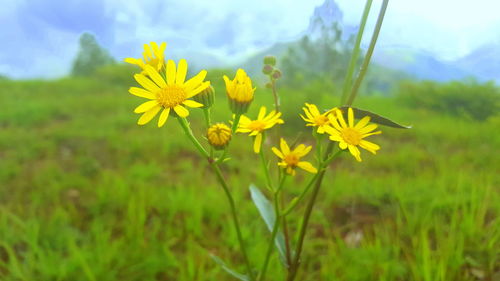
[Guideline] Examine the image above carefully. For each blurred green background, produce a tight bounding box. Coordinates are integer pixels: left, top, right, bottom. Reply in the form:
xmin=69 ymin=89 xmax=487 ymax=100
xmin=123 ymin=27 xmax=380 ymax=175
xmin=1 ymin=5 xmax=500 ymax=278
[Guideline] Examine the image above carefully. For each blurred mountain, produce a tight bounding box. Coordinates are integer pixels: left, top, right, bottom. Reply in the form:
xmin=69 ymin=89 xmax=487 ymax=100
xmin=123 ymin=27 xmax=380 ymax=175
xmin=453 ymin=42 xmax=500 ymax=82
xmin=371 ymin=46 xmax=471 ymax=81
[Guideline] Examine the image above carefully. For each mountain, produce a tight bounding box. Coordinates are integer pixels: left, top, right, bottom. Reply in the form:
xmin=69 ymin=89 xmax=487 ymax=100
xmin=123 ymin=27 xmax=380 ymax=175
xmin=453 ymin=42 xmax=500 ymax=83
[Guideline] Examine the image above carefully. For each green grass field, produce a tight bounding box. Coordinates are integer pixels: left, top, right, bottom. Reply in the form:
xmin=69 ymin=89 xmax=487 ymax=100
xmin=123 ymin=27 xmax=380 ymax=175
xmin=0 ymin=72 xmax=498 ymax=281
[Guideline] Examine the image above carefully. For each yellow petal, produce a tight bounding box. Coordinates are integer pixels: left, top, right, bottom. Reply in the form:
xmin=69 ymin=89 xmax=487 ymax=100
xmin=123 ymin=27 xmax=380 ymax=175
xmin=173 ymin=105 xmax=189 ymax=117
xmin=185 ymin=70 xmax=208 ymax=91
xmin=328 ymin=133 xmax=343 ymax=142
xmin=129 ymin=87 xmax=155 ymax=99
xmin=144 ymin=65 xmax=167 ymax=88
xmin=328 ymin=114 xmax=343 ymax=131
xmin=348 ymin=108 xmax=354 ymax=127
xmin=359 ymin=124 xmax=378 ymax=134
xmin=336 ymin=109 xmax=347 ymax=128
xmin=279 ymin=138 xmax=290 ymax=154
xmin=257 ymin=106 xmax=267 ymax=120
xmin=339 ymin=141 xmax=348 ymax=150
xmin=297 ymin=161 xmax=318 ymax=173
xmin=187 ymin=81 xmax=210 ymax=98
xmin=362 ymin=131 xmax=382 ymax=137
xmin=271 ymin=147 xmax=284 ymax=159
xmin=157 ymin=108 xmax=170 ymax=127
xmin=359 ymin=140 xmax=380 ymax=154
xmin=134 ymin=100 xmax=159 ymax=113
xmin=295 ymin=145 xmax=312 ymax=157
xmin=355 ymin=116 xmax=371 ymax=129
xmin=176 ymin=59 xmax=188 ymax=85
xmin=183 ymin=100 xmax=203 ymax=108
xmin=348 ymin=145 xmax=362 ymax=162
xmin=134 ymin=74 xmax=160 ymax=93
xmin=166 ymin=60 xmax=176 ymax=85
xmin=253 ymin=133 xmax=263 ymax=153
xmin=138 ymin=106 xmax=161 ymax=125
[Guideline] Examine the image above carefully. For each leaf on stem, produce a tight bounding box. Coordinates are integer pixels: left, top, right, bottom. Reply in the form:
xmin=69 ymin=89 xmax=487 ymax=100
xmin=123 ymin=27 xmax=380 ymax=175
xmin=339 ymin=106 xmax=412 ymax=129
xmin=209 ymin=254 xmax=250 ymax=281
xmin=249 ymin=184 xmax=287 ymax=266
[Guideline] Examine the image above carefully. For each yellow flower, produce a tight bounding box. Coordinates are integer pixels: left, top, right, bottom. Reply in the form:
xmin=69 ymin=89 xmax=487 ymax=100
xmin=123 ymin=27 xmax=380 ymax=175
xmin=324 ymin=108 xmax=381 ymax=162
xmin=207 ymin=123 xmax=232 ymax=150
xmin=300 ymin=103 xmax=337 ymax=134
xmin=272 ymin=138 xmax=317 ymax=176
xmin=124 ymin=42 xmax=166 ymax=73
xmin=129 ymin=60 xmax=210 ymax=127
xmin=223 ymin=69 xmax=255 ymax=114
xmin=237 ymin=106 xmax=284 ymax=153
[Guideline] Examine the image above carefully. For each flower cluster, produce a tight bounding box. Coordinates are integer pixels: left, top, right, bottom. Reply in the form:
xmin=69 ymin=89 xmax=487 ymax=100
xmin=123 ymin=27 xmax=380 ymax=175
xmin=125 ymin=42 xmax=383 ymax=172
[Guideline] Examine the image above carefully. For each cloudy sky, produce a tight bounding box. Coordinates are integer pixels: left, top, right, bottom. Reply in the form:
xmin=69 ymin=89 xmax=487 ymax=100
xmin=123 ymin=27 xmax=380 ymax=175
xmin=1 ymin=0 xmax=499 ymax=79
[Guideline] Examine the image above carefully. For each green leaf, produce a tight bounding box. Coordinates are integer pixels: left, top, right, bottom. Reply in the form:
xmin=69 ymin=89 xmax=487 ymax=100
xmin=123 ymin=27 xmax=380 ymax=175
xmin=249 ymin=184 xmax=287 ymax=265
xmin=209 ymin=254 xmax=250 ymax=281
xmin=339 ymin=106 xmax=412 ymax=129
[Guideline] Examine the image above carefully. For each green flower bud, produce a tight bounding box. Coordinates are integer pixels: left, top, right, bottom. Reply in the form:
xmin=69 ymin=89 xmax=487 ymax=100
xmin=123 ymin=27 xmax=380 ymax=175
xmin=262 ymin=64 xmax=273 ymax=75
xmin=263 ymin=55 xmax=277 ymax=66
xmin=272 ymin=69 xmax=282 ymax=80
xmin=193 ymin=85 xmax=215 ymax=108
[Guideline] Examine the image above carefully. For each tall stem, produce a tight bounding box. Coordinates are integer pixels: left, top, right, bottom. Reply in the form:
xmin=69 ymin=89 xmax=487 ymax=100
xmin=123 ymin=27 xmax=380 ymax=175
xmin=258 ymin=136 xmax=274 ymax=191
xmin=258 ymin=175 xmax=286 ymax=281
xmin=177 ymin=118 xmax=255 ymax=280
xmin=340 ymin=0 xmax=373 ymax=105
xmin=346 ymin=0 xmax=389 ymax=106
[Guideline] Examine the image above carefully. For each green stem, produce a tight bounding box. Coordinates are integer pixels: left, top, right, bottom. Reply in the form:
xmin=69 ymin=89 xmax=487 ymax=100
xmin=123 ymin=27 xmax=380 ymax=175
xmin=340 ymin=0 xmax=373 ymax=105
xmin=202 ymin=108 xmax=214 ymax=158
xmin=259 ymin=135 xmax=274 ymax=191
xmin=258 ymin=175 xmax=286 ymax=281
xmin=177 ymin=117 xmax=209 ymax=158
xmin=177 ymin=118 xmax=255 ymax=280
xmin=271 ymin=79 xmax=280 ymax=112
xmin=211 ymin=164 xmax=256 ymax=281
xmin=346 ymin=0 xmax=389 ymax=106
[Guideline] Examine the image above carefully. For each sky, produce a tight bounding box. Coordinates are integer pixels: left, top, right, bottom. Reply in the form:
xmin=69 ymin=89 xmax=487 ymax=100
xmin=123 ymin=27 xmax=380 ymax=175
xmin=1 ymin=0 xmax=499 ymax=79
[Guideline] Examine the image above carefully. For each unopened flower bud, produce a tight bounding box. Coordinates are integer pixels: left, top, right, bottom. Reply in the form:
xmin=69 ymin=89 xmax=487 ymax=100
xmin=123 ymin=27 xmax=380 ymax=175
xmin=272 ymin=69 xmax=282 ymax=80
xmin=223 ymin=68 xmax=255 ymax=114
xmin=207 ymin=123 xmax=232 ymax=150
xmin=193 ymin=85 xmax=215 ymax=108
xmin=265 ymin=82 xmax=273 ymax=89
xmin=263 ymin=55 xmax=277 ymax=66
xmin=262 ymin=64 xmax=273 ymax=75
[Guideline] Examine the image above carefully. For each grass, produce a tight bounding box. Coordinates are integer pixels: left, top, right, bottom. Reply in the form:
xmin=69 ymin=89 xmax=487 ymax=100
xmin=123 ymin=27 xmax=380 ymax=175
xmin=0 ymin=73 xmax=498 ymax=281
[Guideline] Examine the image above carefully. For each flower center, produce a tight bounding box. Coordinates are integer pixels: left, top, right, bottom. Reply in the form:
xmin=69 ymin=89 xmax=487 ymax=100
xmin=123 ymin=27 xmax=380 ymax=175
xmin=156 ymin=85 xmax=186 ymax=108
xmin=314 ymin=115 xmax=329 ymax=126
xmin=341 ymin=128 xmax=362 ymax=145
xmin=284 ymin=153 xmax=299 ymax=167
xmin=248 ymin=120 xmax=266 ymax=132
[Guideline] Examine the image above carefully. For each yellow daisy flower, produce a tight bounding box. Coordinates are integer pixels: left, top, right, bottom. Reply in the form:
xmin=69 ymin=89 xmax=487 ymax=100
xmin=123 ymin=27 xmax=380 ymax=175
xmin=300 ymin=103 xmax=337 ymax=134
xmin=129 ymin=60 xmax=210 ymax=127
xmin=271 ymin=138 xmax=317 ymax=176
xmin=223 ymin=69 xmax=255 ymax=114
xmin=124 ymin=42 xmax=166 ymax=73
xmin=324 ymin=108 xmax=381 ymax=162
xmin=237 ymin=106 xmax=284 ymax=153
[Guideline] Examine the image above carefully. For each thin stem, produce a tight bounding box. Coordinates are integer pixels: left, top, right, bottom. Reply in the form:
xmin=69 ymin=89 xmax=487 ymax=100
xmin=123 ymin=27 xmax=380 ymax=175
xmin=271 ymin=79 xmax=280 ymax=112
xmin=286 ymin=143 xmax=334 ymax=281
xmin=340 ymin=0 xmax=373 ymax=105
xmin=177 ymin=117 xmax=209 ymax=158
xmin=211 ymin=164 xmax=256 ymax=281
xmin=202 ymin=108 xmax=214 ymax=158
xmin=346 ymin=0 xmax=389 ymax=106
xmin=177 ymin=118 xmax=255 ymax=280
xmin=258 ymin=175 xmax=286 ymax=281
xmin=259 ymin=135 xmax=274 ymax=191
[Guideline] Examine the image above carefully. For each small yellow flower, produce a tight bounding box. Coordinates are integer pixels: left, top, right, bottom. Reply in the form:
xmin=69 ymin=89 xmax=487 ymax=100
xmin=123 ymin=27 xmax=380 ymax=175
xmin=124 ymin=42 xmax=166 ymax=73
xmin=300 ymin=103 xmax=337 ymax=134
xmin=272 ymin=138 xmax=317 ymax=176
xmin=324 ymin=108 xmax=381 ymax=162
xmin=237 ymin=106 xmax=284 ymax=153
xmin=207 ymin=123 xmax=232 ymax=150
xmin=129 ymin=60 xmax=210 ymax=127
xmin=223 ymin=69 xmax=255 ymax=114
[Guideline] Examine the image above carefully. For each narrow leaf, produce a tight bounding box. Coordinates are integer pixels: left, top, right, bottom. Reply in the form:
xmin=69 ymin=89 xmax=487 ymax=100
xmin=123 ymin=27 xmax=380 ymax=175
xmin=249 ymin=184 xmax=287 ymax=265
xmin=209 ymin=254 xmax=250 ymax=281
xmin=339 ymin=106 xmax=412 ymax=129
